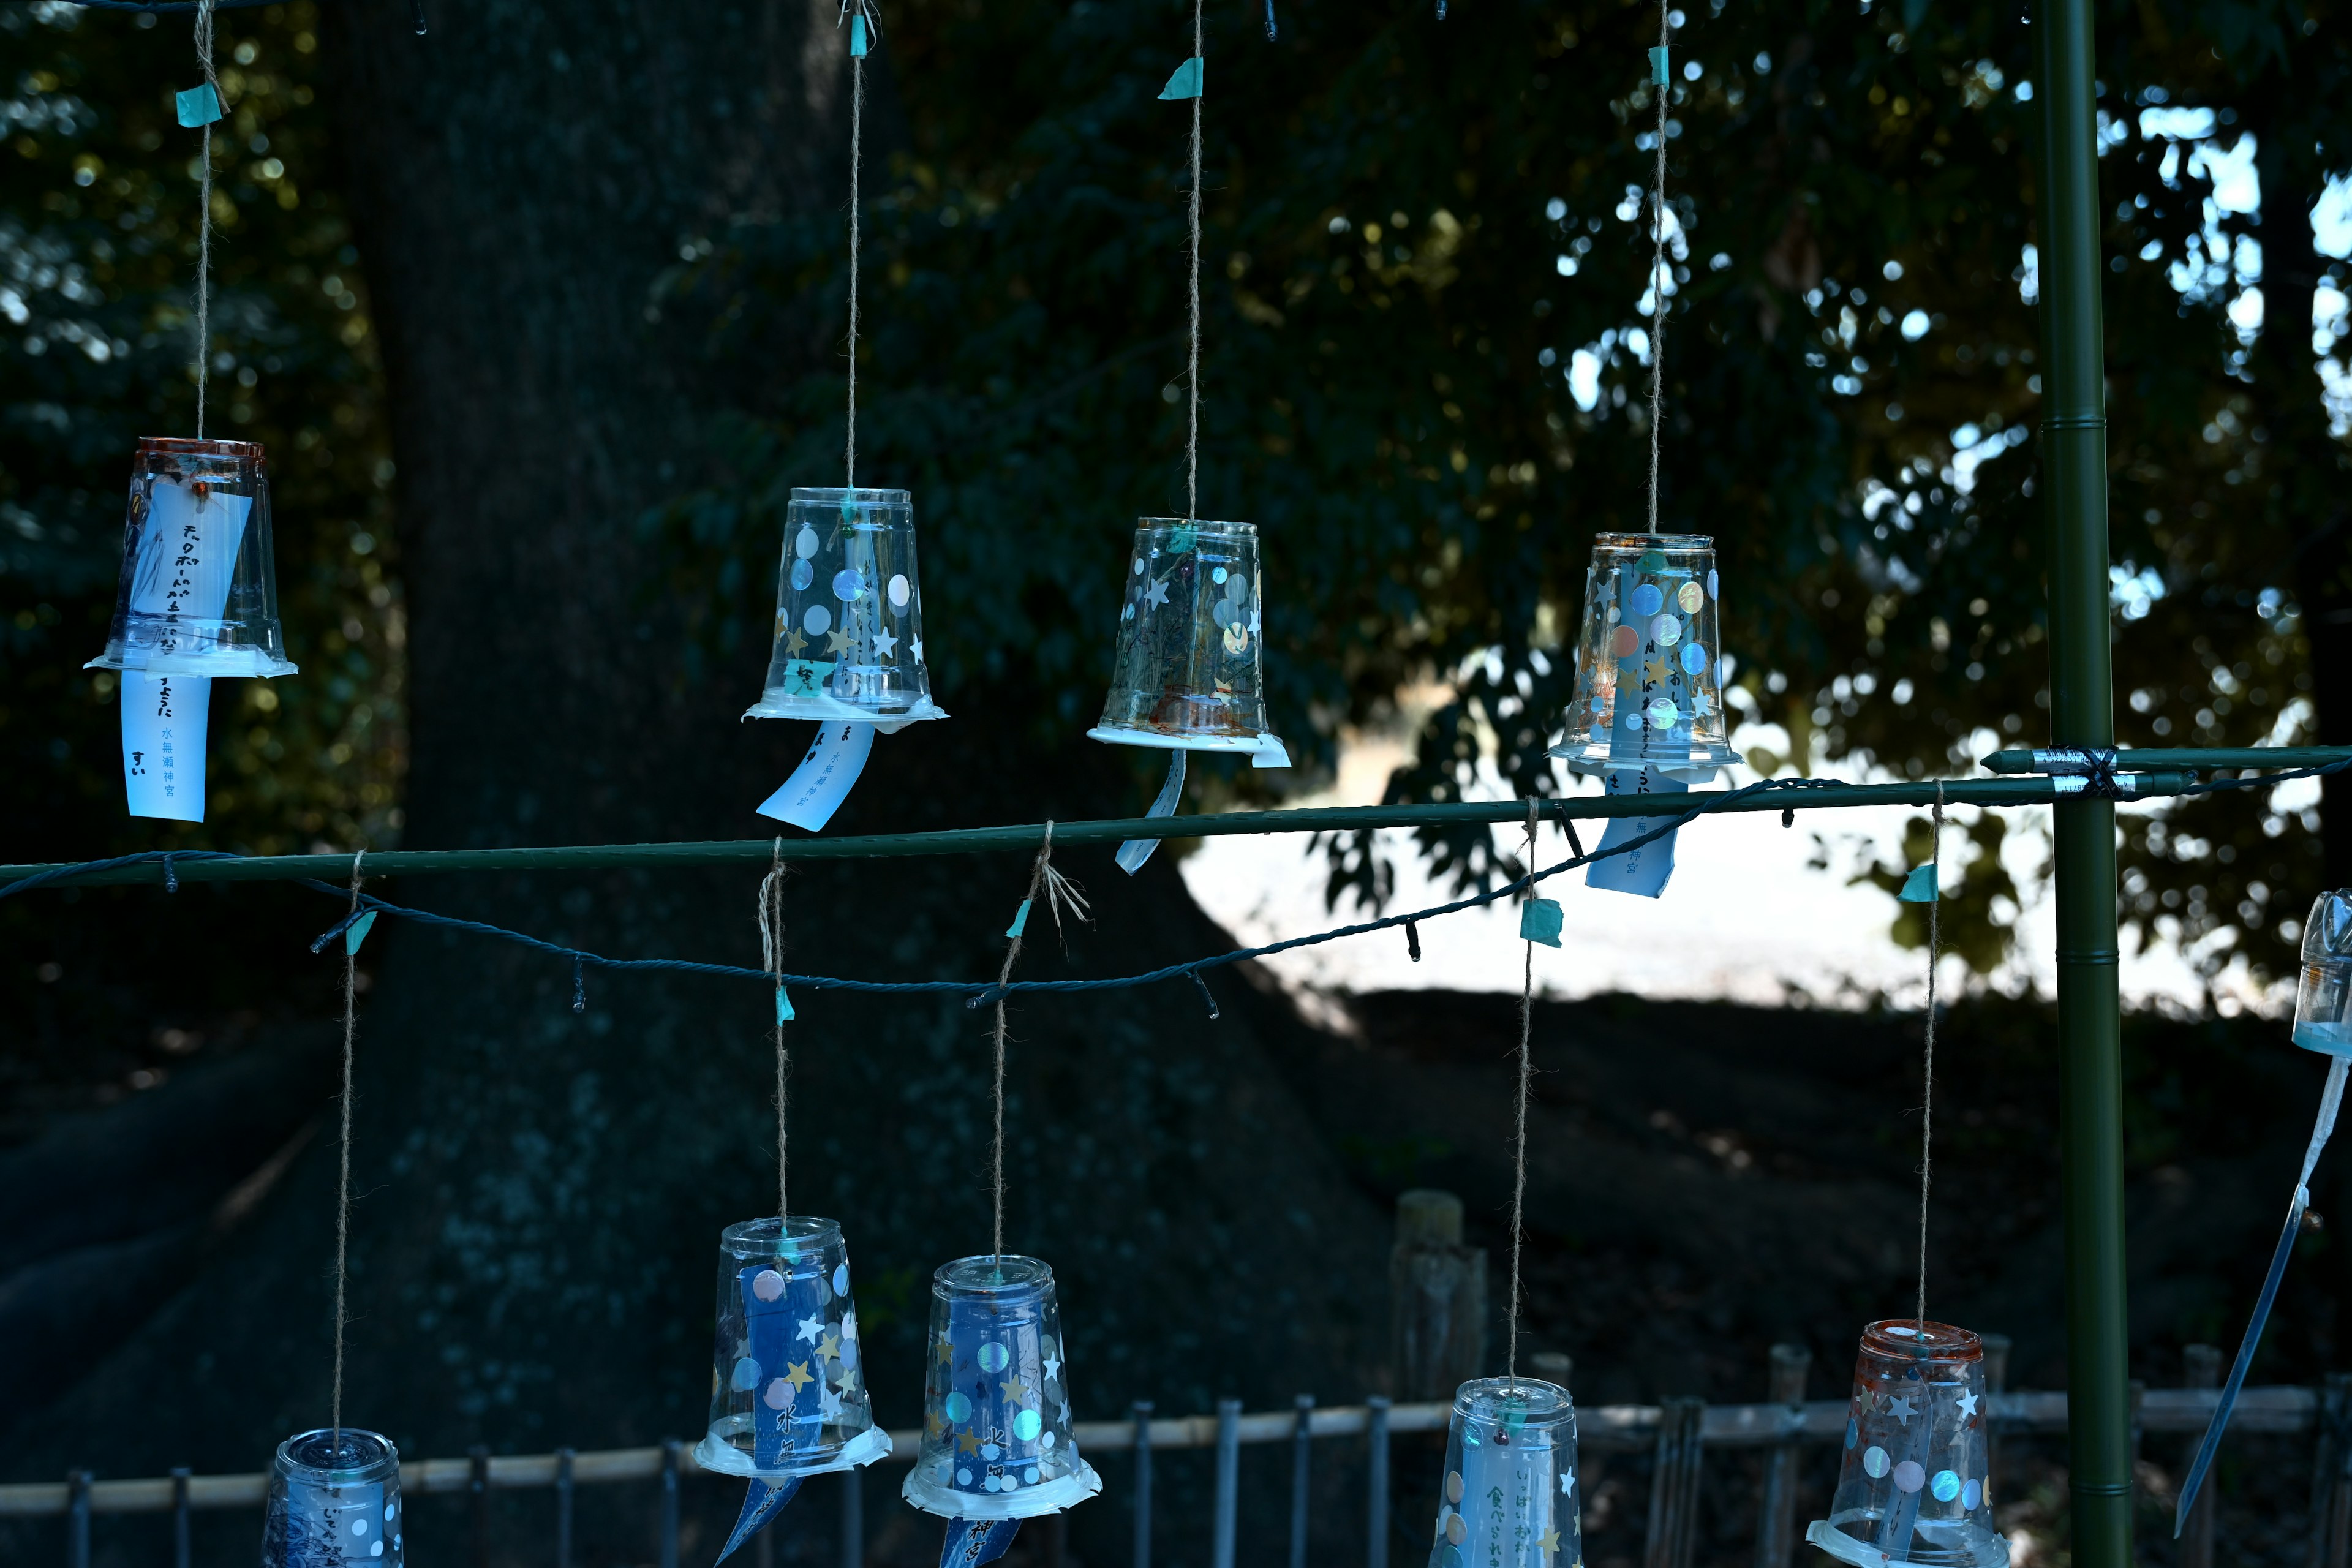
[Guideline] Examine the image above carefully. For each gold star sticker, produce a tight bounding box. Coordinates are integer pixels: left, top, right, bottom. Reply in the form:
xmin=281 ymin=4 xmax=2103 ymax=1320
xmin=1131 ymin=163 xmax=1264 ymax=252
xmin=782 ymin=1361 xmax=814 ymax=1392
xmin=957 ymin=1431 xmax=982 ymax=1455
xmin=998 ymin=1376 xmax=1028 ymax=1403
xmin=785 ymin=628 xmax=807 ymax=657
xmin=1539 ymin=1530 xmax=1561 ymax=1558
xmin=938 ymin=1338 xmax=953 ymax=1365
xmin=927 ymin=1412 xmax=948 ymax=1439
xmin=826 ymin=627 xmax=854 ymax=656
xmin=817 ymin=1332 xmax=841 ymax=1361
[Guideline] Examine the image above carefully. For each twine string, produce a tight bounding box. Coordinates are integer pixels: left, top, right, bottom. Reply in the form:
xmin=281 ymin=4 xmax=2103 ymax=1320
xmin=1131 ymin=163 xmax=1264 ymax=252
xmin=758 ymin=839 xmax=790 ymax=1221
xmin=990 ymin=823 xmax=1060 ymax=1257
xmin=1917 ymin=784 xmax=1944 ymax=1330
xmin=192 ymin=0 xmax=219 ymax=438
xmin=1507 ymin=800 xmax=1538 ymax=1387
xmin=844 ymin=11 xmax=865 ymax=488
xmin=330 ymin=849 xmax=365 ymax=1453
xmin=1184 ymin=0 xmax=1204 ymax=520
xmin=1645 ymin=0 xmax=1669 ymax=531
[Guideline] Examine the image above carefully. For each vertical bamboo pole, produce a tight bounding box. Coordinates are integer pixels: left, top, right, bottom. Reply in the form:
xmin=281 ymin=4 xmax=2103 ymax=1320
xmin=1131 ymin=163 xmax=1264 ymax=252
xmin=2032 ymin=0 xmax=2130 ymax=1564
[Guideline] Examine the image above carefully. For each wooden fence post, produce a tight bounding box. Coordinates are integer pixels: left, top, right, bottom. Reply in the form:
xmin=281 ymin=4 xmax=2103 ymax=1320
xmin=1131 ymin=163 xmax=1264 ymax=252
xmin=2305 ymin=1372 xmax=2352 ymax=1568
xmin=1754 ymin=1344 xmax=1812 ymax=1568
xmin=1390 ymin=1191 xmax=1488 ymax=1402
xmin=1645 ymin=1397 xmax=1706 ymax=1568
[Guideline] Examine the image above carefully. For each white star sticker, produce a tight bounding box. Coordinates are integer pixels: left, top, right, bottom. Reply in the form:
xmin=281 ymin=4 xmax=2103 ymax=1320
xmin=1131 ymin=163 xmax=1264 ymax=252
xmin=796 ymin=1314 xmax=824 ymax=1344
xmin=910 ymin=638 xmax=924 ymax=662
xmin=1044 ymin=1356 xmax=1062 ymax=1383
xmin=820 ymin=1384 xmax=844 ymax=1421
xmin=872 ymin=627 xmax=898 ymax=658
xmin=841 ymin=1313 xmax=859 ymax=1342
xmin=1889 ymin=1396 xmax=1916 ymax=1426
xmin=1956 ymin=1392 xmax=1980 ymax=1418
xmin=1561 ymin=1472 xmax=1576 ymax=1497
xmin=1144 ymin=579 xmax=1171 ymax=610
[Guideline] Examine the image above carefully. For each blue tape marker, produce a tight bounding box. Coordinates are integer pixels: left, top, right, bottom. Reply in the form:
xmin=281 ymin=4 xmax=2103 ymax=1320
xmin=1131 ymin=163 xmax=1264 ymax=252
xmin=1520 ymin=899 xmax=1565 ymax=948
xmin=775 ymin=986 xmax=794 ymax=1024
xmin=344 ymin=910 xmax=378 ymax=956
xmin=1649 ymin=45 xmax=1670 ymax=85
xmin=850 ymin=13 xmax=869 ymax=56
xmin=175 ymin=83 xmax=222 ymax=129
xmin=1006 ymin=898 xmax=1033 ymax=940
xmin=1898 ymin=864 xmax=1939 ymax=903
xmin=1158 ymin=57 xmax=1204 ymax=100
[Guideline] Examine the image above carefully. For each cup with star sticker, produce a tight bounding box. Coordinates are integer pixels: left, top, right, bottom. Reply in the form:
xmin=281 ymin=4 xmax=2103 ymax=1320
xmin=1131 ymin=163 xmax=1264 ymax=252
xmin=697 ymin=1216 xmax=891 ymax=1479
xmin=262 ymin=1427 xmax=404 ymax=1568
xmin=744 ymin=488 xmax=948 ymax=731
xmin=1548 ymin=533 xmax=1738 ymax=785
xmin=1806 ymin=1321 xmax=2005 ymax=1568
xmin=1087 ymin=518 xmax=1289 ymax=768
xmin=903 ymin=1254 xmax=1104 ymax=1520
xmin=1427 ymin=1376 xmax=1581 ymax=1568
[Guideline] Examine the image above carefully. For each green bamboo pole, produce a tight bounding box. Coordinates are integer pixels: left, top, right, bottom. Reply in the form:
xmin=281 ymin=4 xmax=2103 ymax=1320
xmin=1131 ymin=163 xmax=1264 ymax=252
xmin=1981 ymin=746 xmax=2352 ymax=774
xmin=4 ymin=775 xmax=2206 ymax=890
xmin=2033 ymin=0 xmax=2133 ymax=1559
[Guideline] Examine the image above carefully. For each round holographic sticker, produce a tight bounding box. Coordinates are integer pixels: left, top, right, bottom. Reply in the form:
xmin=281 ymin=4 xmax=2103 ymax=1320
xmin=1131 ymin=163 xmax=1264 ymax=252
xmin=1677 ymin=581 xmax=1705 ymax=612
xmin=1931 ymin=1470 xmax=1962 ymax=1502
xmin=1654 ymin=615 xmax=1683 ymax=647
xmin=795 ymin=527 xmax=820 ymax=560
xmin=1680 ymin=643 xmax=1710 ymax=674
xmin=1630 ymin=582 xmax=1665 ymax=616
xmin=802 ymin=605 xmax=832 ymax=636
xmin=833 ymin=568 xmax=866 ymax=602
xmin=1863 ymin=1446 xmax=1891 ymax=1480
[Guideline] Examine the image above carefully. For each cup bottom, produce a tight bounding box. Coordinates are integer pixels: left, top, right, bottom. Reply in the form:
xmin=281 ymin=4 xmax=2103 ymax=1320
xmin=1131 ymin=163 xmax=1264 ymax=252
xmin=693 ymin=1422 xmax=892 ymax=1479
xmin=1806 ymin=1515 xmax=2008 ymax=1568
xmin=1087 ymin=725 xmax=1290 ymax=768
xmin=901 ymin=1457 xmax=1103 ymax=1521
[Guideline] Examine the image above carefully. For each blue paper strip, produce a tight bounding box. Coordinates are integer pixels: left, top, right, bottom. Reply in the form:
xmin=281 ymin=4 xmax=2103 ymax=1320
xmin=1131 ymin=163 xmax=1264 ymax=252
xmin=1649 ymin=45 xmax=1669 ymax=85
xmin=1158 ymin=57 xmax=1204 ymax=100
xmin=850 ymin=14 xmax=869 ymax=56
xmin=1898 ymin=864 xmax=1939 ymax=903
xmin=775 ymin=986 xmax=794 ymax=1024
xmin=1520 ymin=899 xmax=1564 ymax=948
xmin=344 ymin=910 xmax=379 ymax=956
xmin=716 ymin=1476 xmax=804 ymax=1565
xmin=1117 ymin=750 xmax=1187 ymax=876
xmin=176 ymin=83 xmax=222 ymax=128
xmin=1006 ymin=899 xmax=1033 ymax=940
xmin=940 ymin=1517 xmax=1022 ymax=1568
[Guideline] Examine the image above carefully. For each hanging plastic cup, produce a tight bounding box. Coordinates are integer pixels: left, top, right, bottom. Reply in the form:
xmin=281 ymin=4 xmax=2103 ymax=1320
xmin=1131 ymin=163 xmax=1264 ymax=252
xmin=86 ymin=437 xmax=296 ymax=677
xmin=1806 ymin=1321 xmax=2004 ymax=1568
xmin=263 ymin=1428 xmax=403 ymax=1568
xmin=1427 ymin=1377 xmax=1580 ymax=1568
xmin=745 ymin=488 xmax=946 ymax=732
xmin=2294 ymin=891 xmax=2352 ymax=1055
xmin=697 ymin=1217 xmax=890 ymax=1478
xmin=1088 ymin=518 xmax=1288 ymax=768
xmin=1549 ymin=533 xmax=1735 ymax=784
xmin=903 ymin=1254 xmax=1102 ymax=1520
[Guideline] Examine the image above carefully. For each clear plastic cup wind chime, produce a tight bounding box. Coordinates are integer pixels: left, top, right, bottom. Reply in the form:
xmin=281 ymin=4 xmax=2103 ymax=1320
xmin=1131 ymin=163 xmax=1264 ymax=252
xmin=700 ymin=1217 xmax=892 ymax=1562
xmin=89 ymin=23 xmax=295 ymax=824
xmin=2168 ymin=888 xmax=2352 ymax=1534
xmin=1548 ymin=533 xmax=1736 ymax=898
xmin=1806 ymin=1323 xmax=2005 ymax=1568
xmin=1085 ymin=4 xmax=1287 ymax=874
xmin=745 ymin=0 xmax=943 ymax=835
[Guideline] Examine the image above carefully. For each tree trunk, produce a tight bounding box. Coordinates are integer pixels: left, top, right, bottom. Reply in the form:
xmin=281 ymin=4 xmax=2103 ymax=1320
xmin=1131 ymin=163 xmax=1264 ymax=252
xmin=0 ymin=5 xmax=1389 ymax=1559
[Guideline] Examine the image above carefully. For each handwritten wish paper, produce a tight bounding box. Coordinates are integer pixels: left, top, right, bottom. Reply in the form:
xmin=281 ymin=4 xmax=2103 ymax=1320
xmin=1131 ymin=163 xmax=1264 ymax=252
xmin=758 ymin=722 xmax=875 ymax=832
xmin=129 ymin=478 xmax=252 ymax=651
xmin=1585 ymin=764 xmax=1678 ymax=899
xmin=121 ymin=671 xmax=210 ymax=821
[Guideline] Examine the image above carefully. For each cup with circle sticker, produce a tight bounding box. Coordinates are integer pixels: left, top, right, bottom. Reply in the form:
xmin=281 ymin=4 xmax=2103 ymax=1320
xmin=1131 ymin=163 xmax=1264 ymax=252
xmin=1426 ymin=1376 xmax=1581 ymax=1568
xmin=1806 ymin=1321 xmax=2005 ymax=1568
xmin=262 ymin=1428 xmax=404 ymax=1568
xmin=745 ymin=488 xmax=946 ymax=731
xmin=1548 ymin=533 xmax=1736 ymax=784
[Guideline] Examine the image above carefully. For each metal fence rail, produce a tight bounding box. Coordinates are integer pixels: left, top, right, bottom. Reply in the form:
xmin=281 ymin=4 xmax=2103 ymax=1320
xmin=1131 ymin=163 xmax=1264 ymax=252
xmin=9 ymin=1362 xmax=2348 ymax=1568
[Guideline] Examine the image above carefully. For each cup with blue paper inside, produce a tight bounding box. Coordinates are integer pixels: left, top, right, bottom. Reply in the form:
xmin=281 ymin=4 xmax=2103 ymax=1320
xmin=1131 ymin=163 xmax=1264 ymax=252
xmin=1427 ymin=1375 xmax=1582 ymax=1568
xmin=905 ymin=1254 xmax=1102 ymax=1568
xmin=1088 ymin=518 xmax=1290 ymax=871
xmin=262 ymin=1428 xmax=404 ymax=1568
xmin=747 ymin=488 xmax=947 ymax=831
xmin=1550 ymin=533 xmax=1737 ymax=899
xmin=86 ymin=437 xmax=296 ymax=822
xmin=699 ymin=1216 xmax=891 ymax=1563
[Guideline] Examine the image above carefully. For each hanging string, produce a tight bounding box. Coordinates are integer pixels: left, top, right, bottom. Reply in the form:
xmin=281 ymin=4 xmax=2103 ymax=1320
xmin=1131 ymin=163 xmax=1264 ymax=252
xmin=843 ymin=6 xmax=867 ymax=487
xmin=1507 ymin=800 xmax=1538 ymax=1387
xmin=191 ymin=0 xmax=219 ymax=438
xmin=1183 ymin=0 xmax=1204 ymax=521
xmin=758 ymin=839 xmax=790 ymax=1221
xmin=330 ymin=849 xmax=364 ymax=1452
xmin=989 ymin=823 xmax=1061 ymax=1257
xmin=1916 ymin=784 xmax=1944 ymax=1330
xmin=1644 ymin=0 xmax=1670 ymax=532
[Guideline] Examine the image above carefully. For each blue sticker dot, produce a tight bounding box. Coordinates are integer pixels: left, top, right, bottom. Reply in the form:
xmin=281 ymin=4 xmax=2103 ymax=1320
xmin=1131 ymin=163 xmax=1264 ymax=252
xmin=1961 ymin=1479 xmax=1982 ymax=1511
xmin=832 ymin=1264 xmax=850 ymax=1296
xmin=790 ymin=559 xmax=814 ymax=592
xmin=944 ymin=1392 xmax=972 ymax=1423
xmin=833 ymin=568 xmax=866 ymax=602
xmin=1013 ymin=1409 xmax=1042 ymax=1441
xmin=1630 ymin=582 xmax=1665 ymax=616
xmin=1931 ymin=1471 xmax=1961 ymax=1502
xmin=957 ymin=1468 xmax=973 ymax=1486
xmin=732 ymin=1358 xmax=763 ymax=1392
xmin=1680 ymin=643 xmax=1710 ymax=674
xmin=978 ymin=1343 xmax=1010 ymax=1373
xmin=802 ymin=605 xmax=832 ymax=636
xmin=1845 ymin=1418 xmax=1858 ymax=1450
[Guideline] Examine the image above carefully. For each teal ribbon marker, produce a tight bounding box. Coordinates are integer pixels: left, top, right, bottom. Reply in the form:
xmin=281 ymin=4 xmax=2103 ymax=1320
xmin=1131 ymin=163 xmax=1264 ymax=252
xmin=175 ymin=83 xmax=222 ymax=128
xmin=1898 ymin=864 xmax=1939 ymax=903
xmin=1520 ymin=899 xmax=1565 ymax=948
xmin=1649 ymin=45 xmax=1670 ymax=85
xmin=1006 ymin=899 xmax=1033 ymax=940
xmin=775 ymin=986 xmax=794 ymax=1024
xmin=343 ymin=910 xmax=378 ymax=955
xmin=1159 ymin=57 xmax=1204 ymax=100
xmin=850 ymin=13 xmax=869 ymax=56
